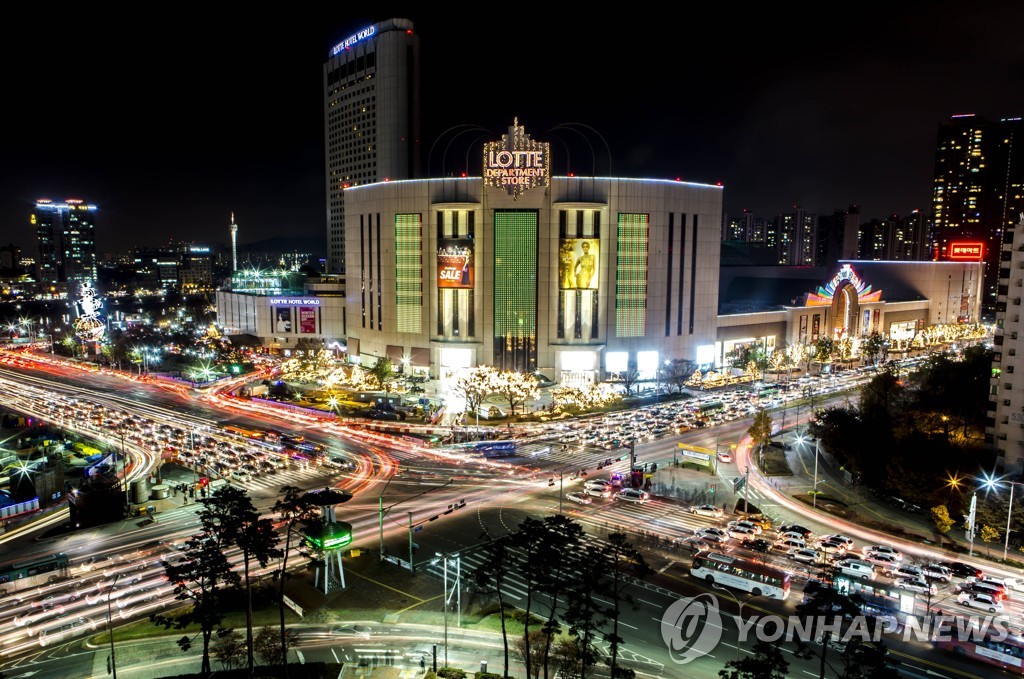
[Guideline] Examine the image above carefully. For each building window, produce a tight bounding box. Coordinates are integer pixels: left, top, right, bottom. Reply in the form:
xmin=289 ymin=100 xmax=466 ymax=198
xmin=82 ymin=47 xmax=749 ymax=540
xmin=615 ymin=213 xmax=649 ymax=337
xmin=494 ymin=210 xmax=538 ymax=372
xmin=395 ymin=214 xmax=422 ymax=333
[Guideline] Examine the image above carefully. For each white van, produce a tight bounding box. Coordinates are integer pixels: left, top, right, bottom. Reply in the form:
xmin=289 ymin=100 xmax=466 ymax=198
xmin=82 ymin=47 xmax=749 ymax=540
xmin=837 ymin=559 xmax=876 ymax=581
xmin=38 ymin=616 xmax=95 ymax=646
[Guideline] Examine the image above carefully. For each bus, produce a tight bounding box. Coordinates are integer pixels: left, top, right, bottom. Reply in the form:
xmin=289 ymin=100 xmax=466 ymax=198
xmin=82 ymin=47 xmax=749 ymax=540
xmin=0 ymin=553 xmax=70 ymax=594
xmin=935 ymin=626 xmax=1024 ymax=674
xmin=223 ymin=425 xmax=265 ymax=440
xmin=697 ymin=401 xmax=725 ymax=415
xmin=473 ymin=440 xmax=518 ymax=458
xmin=690 ymin=551 xmax=791 ymax=599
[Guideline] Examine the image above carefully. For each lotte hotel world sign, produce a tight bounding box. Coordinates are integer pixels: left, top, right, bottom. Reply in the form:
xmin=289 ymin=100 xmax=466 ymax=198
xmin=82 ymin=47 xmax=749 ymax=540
xmin=483 ymin=118 xmax=550 ymax=199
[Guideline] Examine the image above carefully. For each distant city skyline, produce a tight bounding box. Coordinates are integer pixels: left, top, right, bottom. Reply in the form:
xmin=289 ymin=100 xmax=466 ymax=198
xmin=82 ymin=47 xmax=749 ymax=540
xmin=2 ymin=4 xmax=1022 ymax=254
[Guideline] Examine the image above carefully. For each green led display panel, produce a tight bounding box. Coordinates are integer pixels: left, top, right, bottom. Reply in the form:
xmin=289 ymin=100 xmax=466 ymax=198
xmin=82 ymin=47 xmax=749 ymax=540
xmin=395 ymin=214 xmax=422 ymax=333
xmin=615 ymin=213 xmax=649 ymax=337
xmin=494 ymin=211 xmax=538 ymax=336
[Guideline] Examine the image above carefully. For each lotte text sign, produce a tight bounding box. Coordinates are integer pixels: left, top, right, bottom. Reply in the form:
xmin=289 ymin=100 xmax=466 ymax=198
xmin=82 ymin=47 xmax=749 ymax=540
xmin=483 ymin=118 xmax=550 ymax=199
xmin=948 ymin=242 xmax=984 ymax=261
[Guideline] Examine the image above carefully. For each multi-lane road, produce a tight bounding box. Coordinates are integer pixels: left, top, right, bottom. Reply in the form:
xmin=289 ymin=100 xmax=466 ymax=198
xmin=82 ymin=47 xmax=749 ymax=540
xmin=0 ymin=351 xmax=1012 ymax=678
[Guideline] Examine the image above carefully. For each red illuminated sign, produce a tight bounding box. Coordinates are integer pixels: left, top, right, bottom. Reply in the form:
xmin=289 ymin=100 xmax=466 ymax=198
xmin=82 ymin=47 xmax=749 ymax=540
xmin=948 ymin=242 xmax=984 ymax=261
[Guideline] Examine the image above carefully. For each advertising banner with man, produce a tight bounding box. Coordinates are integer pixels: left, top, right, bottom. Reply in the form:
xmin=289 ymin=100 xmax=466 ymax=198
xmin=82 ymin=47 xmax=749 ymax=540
xmin=438 ymin=239 xmax=474 ymax=288
xmin=559 ymin=238 xmax=599 ymax=289
xmin=274 ymin=307 xmax=292 ymax=334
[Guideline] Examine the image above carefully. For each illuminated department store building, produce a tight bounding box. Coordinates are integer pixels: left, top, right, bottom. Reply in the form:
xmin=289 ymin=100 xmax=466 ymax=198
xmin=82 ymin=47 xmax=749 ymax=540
xmin=343 ymin=121 xmax=723 ymax=385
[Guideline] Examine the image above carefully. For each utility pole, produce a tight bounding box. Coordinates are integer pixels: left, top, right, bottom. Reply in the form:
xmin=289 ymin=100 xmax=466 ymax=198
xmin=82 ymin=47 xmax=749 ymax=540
xmin=743 ymin=467 xmax=751 ymax=513
xmin=967 ymin=492 xmax=977 ymax=557
xmin=107 ymin=572 xmax=121 ymax=679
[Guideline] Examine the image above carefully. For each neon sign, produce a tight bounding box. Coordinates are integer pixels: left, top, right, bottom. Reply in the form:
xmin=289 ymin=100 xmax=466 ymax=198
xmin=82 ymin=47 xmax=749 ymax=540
xmin=483 ymin=118 xmax=550 ymax=199
xmin=268 ymin=297 xmax=320 ymax=306
xmin=74 ymin=282 xmax=106 ymax=340
xmin=329 ymin=25 xmax=376 ymax=56
xmin=948 ymin=242 xmax=984 ymax=261
xmin=806 ymin=264 xmax=882 ymax=306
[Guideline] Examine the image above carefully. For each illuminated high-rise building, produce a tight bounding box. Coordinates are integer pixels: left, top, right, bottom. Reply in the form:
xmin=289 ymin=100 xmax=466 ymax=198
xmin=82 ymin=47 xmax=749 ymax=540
xmin=32 ymin=199 xmax=98 ymax=294
xmin=930 ymin=114 xmax=1024 ymax=313
xmin=324 ymin=18 xmax=420 ymax=275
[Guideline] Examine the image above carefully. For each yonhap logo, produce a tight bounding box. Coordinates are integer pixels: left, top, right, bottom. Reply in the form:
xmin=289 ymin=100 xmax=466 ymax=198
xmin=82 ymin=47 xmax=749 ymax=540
xmin=660 ymin=593 xmax=723 ymax=664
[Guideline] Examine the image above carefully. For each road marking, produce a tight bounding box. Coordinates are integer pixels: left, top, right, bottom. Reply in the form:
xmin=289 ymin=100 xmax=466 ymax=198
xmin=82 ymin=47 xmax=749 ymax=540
xmin=637 ymin=598 xmax=661 ymax=607
xmin=296 ymin=649 xmax=305 ymax=664
xmin=658 ymin=562 xmax=673 ymax=574
xmin=618 ymin=621 xmax=638 ymax=630
xmin=330 ymin=648 xmax=340 ymax=664
xmin=347 ymin=569 xmax=425 ymax=602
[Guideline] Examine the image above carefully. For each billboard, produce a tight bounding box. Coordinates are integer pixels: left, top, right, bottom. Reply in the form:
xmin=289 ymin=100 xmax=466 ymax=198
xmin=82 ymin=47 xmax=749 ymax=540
xmin=948 ymin=241 xmax=984 ymax=261
xmin=559 ymin=238 xmax=599 ymax=289
xmin=298 ymin=306 xmax=316 ymax=334
xmin=437 ymin=239 xmax=474 ymax=288
xmin=274 ymin=307 xmax=292 ymax=334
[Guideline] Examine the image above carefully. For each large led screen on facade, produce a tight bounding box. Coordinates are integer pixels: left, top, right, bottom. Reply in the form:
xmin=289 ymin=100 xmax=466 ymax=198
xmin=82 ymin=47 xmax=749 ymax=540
xmin=558 ymin=239 xmax=599 ymax=290
xmin=437 ymin=239 xmax=474 ymax=289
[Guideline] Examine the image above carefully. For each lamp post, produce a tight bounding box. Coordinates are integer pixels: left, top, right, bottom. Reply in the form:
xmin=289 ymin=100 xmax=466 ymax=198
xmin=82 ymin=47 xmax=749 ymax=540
xmin=813 ymin=438 xmax=820 ymax=509
xmin=106 ymin=571 xmax=122 ymax=679
xmin=712 ymin=584 xmax=761 ymax=662
xmin=982 ymin=474 xmax=1024 ymax=561
xmin=434 ymin=551 xmax=462 ymax=670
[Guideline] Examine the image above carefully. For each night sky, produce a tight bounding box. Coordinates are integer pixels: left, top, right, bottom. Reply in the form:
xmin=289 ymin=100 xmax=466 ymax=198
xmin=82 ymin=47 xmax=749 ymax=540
xmin=2 ymin=4 xmax=1022 ymax=257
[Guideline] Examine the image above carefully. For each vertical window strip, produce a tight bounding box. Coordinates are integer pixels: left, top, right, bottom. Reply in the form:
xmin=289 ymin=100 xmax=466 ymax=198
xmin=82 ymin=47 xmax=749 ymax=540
xmin=678 ymin=215 xmax=687 ymax=336
xmin=367 ymin=214 xmax=374 ymax=328
xmin=689 ymin=215 xmax=698 ymax=334
xmin=376 ymin=213 xmax=382 ymax=331
xmin=494 ymin=210 xmax=538 ymax=336
xmin=666 ymin=213 xmax=674 ymax=337
xmin=360 ymin=215 xmax=366 ymax=328
xmin=395 ymin=214 xmax=422 ymax=333
xmin=615 ymin=213 xmax=649 ymax=337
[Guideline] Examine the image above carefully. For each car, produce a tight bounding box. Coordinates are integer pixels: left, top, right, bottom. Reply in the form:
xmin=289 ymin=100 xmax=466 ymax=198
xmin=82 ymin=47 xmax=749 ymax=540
xmin=953 ymin=581 xmax=1007 ymax=601
xmin=963 ymin=577 xmax=1011 ymax=599
xmin=778 ymin=524 xmax=814 ymax=539
xmin=818 ymin=542 xmax=848 ymax=557
xmin=331 ymin=624 xmax=372 ymax=638
xmin=862 ymin=545 xmax=903 ymax=562
xmin=864 ymin=553 xmax=900 ymax=569
xmin=616 ymin=489 xmax=649 ymax=504
xmin=674 ymin=536 xmax=713 ymax=553
xmin=584 ymin=479 xmax=611 ymax=490
xmin=742 ymin=538 xmax=773 ymax=553
xmin=745 ymin=514 xmax=773 ymax=530
xmin=717 ymin=450 xmax=733 ymax=463
xmin=728 ymin=520 xmax=763 ymax=535
xmin=775 ymin=538 xmax=806 ymax=552
xmin=820 ymin=534 xmax=855 ymax=550
xmin=956 ymin=591 xmax=1003 ymax=613
xmin=884 ymin=564 xmax=923 ymax=580
xmin=776 ymin=531 xmax=808 ymax=544
xmin=565 ymin=492 xmax=592 ymax=505
xmin=896 ymin=578 xmax=937 ymax=596
xmin=728 ymin=526 xmax=757 ymax=540
xmin=583 ymin=486 xmax=611 ymax=499
xmin=938 ymin=561 xmax=984 ymax=580
xmin=789 ymin=548 xmax=821 ymax=564
xmin=921 ymin=564 xmax=952 ymax=583
xmin=696 ymin=532 xmax=729 ymax=546
xmin=689 ymin=504 xmax=724 ymax=518
xmin=697 ymin=526 xmax=728 ymax=539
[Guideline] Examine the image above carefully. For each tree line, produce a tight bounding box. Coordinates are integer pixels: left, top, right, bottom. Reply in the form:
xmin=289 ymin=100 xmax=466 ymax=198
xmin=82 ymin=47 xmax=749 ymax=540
xmin=151 ymin=484 xmax=320 ymax=678
xmin=471 ymin=515 xmax=652 ymax=679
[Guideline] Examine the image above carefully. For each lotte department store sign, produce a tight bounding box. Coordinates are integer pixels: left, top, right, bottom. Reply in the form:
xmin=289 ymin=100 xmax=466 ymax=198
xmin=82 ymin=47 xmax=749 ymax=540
xmin=483 ymin=118 xmax=550 ymax=199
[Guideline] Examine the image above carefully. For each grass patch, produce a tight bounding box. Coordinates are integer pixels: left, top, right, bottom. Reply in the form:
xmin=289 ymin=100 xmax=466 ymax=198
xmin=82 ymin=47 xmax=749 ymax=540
xmin=792 ymin=492 xmax=855 ymax=519
xmin=760 ymin=448 xmax=794 ymax=476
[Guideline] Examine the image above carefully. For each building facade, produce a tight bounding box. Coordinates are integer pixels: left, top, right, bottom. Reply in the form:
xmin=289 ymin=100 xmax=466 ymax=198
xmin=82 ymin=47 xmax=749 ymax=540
xmin=216 ymin=271 xmax=345 ymax=353
xmin=324 ymin=18 xmax=421 ymax=275
xmin=31 ymin=199 xmax=97 ymax=295
xmin=930 ymin=114 xmax=1024 ymax=313
xmin=716 ymin=260 xmax=984 ymax=367
xmin=990 ymin=216 xmax=1024 ymax=474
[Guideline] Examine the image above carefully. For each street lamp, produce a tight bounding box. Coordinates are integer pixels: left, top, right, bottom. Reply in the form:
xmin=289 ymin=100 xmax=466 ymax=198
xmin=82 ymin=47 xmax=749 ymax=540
xmin=434 ymin=551 xmax=462 ymax=670
xmin=712 ymin=584 xmax=761 ymax=661
xmin=795 ymin=434 xmax=822 ymax=508
xmin=981 ymin=473 xmax=1024 ymax=561
xmin=106 ymin=571 xmax=122 ymax=679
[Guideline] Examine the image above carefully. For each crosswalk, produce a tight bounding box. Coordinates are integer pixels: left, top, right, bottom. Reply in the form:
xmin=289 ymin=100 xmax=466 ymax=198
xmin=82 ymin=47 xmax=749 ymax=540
xmin=236 ymin=464 xmax=333 ymax=493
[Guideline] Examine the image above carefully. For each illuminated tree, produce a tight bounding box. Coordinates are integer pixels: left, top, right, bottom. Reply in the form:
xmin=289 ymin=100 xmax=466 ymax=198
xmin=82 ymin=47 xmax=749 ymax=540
xmin=813 ymin=337 xmax=836 ymax=371
xmin=492 ymin=371 xmax=540 ymax=416
xmin=930 ymin=505 xmax=954 ymax=537
xmin=663 ymin=359 xmax=694 ymax=394
xmin=369 ymin=356 xmax=394 ymax=391
xmin=452 ymin=366 xmax=499 ymax=417
xmin=861 ymin=332 xmax=889 ymax=367
xmin=748 ymin=409 xmax=774 ymax=467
